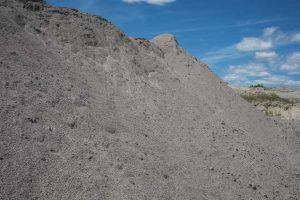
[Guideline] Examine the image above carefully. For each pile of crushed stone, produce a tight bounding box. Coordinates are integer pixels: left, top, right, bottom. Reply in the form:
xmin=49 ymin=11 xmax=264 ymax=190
xmin=0 ymin=0 xmax=299 ymax=199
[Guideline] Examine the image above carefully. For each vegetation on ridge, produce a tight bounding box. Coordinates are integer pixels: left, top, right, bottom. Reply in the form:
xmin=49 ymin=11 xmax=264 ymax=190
xmin=240 ymin=92 xmax=293 ymax=104
xmin=249 ymin=83 xmax=267 ymax=90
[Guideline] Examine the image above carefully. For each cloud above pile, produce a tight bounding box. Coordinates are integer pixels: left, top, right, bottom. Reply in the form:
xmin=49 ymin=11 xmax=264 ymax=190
xmin=291 ymin=33 xmax=300 ymax=43
xmin=236 ymin=27 xmax=300 ymax=53
xmin=202 ymin=27 xmax=300 ymax=87
xmin=223 ymin=62 xmax=300 ymax=86
xmin=224 ymin=63 xmax=270 ymax=83
xmin=255 ymin=51 xmax=278 ymax=59
xmin=236 ymin=38 xmax=272 ymax=52
xmin=281 ymin=52 xmax=300 ymax=75
xmin=252 ymin=75 xmax=300 ymax=86
xmin=263 ymin=27 xmax=279 ymax=37
xmin=122 ymin=0 xmax=175 ymax=5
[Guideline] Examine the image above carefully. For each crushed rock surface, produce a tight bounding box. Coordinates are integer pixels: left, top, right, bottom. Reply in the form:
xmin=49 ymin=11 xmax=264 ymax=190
xmin=0 ymin=0 xmax=300 ymax=199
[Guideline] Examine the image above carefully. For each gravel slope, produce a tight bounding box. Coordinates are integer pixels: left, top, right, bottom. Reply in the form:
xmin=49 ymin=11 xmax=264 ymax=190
xmin=0 ymin=0 xmax=299 ymax=199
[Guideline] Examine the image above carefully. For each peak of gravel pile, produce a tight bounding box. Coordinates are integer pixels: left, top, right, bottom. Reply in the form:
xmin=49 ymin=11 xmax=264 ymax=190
xmin=1 ymin=0 xmax=299 ymax=199
xmin=152 ymin=34 xmax=180 ymax=52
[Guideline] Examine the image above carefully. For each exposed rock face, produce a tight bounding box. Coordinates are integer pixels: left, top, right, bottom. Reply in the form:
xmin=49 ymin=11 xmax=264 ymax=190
xmin=0 ymin=0 xmax=299 ymax=199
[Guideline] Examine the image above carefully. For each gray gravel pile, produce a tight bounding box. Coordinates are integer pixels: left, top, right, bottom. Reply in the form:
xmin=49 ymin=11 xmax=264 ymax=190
xmin=0 ymin=0 xmax=299 ymax=199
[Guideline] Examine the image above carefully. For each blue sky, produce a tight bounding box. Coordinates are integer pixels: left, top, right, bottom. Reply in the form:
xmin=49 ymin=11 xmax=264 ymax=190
xmin=48 ymin=0 xmax=300 ymax=87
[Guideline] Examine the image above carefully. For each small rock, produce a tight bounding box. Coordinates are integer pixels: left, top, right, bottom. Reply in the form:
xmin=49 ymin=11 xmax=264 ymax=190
xmin=68 ymin=121 xmax=76 ymax=129
xmin=27 ymin=117 xmax=38 ymax=123
xmin=105 ymin=126 xmax=116 ymax=134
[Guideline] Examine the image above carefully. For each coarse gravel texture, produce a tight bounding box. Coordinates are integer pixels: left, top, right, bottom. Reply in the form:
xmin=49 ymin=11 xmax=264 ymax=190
xmin=0 ymin=0 xmax=299 ymax=199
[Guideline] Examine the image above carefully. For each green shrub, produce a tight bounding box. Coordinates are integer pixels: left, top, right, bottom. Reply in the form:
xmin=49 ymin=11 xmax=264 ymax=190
xmin=265 ymin=110 xmax=273 ymax=117
xmin=240 ymin=92 xmax=293 ymax=104
xmin=249 ymin=84 xmax=266 ymax=89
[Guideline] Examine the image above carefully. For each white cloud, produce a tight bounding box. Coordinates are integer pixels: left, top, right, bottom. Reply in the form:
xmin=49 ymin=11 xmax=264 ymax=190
xmin=280 ymin=52 xmax=300 ymax=75
xmin=224 ymin=63 xmax=270 ymax=83
xmin=236 ymin=27 xmax=300 ymax=53
xmin=291 ymin=33 xmax=300 ymax=43
xmin=253 ymin=75 xmax=300 ymax=87
xmin=202 ymin=45 xmax=243 ymax=65
xmin=288 ymin=52 xmax=300 ymax=63
xmin=222 ymin=53 xmax=300 ymax=86
xmin=229 ymin=63 xmax=270 ymax=77
xmin=149 ymin=18 xmax=287 ymax=35
xmin=122 ymin=0 xmax=175 ymax=5
xmin=255 ymin=51 xmax=278 ymax=59
xmin=223 ymin=74 xmax=247 ymax=82
xmin=218 ymin=27 xmax=300 ymax=87
xmin=222 ymin=60 xmax=300 ymax=87
xmin=236 ymin=37 xmax=272 ymax=52
xmin=225 ymin=73 xmax=300 ymax=87
xmin=263 ymin=27 xmax=279 ymax=37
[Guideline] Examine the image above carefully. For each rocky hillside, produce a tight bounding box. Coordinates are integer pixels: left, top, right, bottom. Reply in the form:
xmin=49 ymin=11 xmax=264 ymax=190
xmin=230 ymin=85 xmax=300 ymax=121
xmin=0 ymin=0 xmax=299 ymax=199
